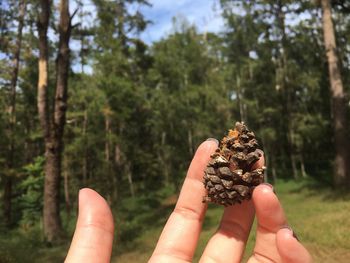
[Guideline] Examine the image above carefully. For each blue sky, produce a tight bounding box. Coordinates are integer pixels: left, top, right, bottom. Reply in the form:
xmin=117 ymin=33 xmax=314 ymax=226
xmin=139 ymin=0 xmax=224 ymax=43
xmin=72 ymin=0 xmax=224 ymax=44
xmin=69 ymin=0 xmax=225 ymax=72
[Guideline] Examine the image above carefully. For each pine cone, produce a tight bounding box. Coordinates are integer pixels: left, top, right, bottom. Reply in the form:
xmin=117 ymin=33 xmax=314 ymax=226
xmin=203 ymin=122 xmax=265 ymax=206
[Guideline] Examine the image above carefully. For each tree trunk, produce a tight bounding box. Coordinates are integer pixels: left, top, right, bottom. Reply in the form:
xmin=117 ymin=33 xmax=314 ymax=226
xmin=104 ymin=112 xmax=114 ymax=203
xmin=276 ymin=0 xmax=299 ymax=179
xmin=44 ymin=147 xmax=62 ymax=242
xmin=321 ymin=0 xmax=349 ymax=186
xmin=3 ymin=178 xmax=12 ymax=227
xmin=125 ymin=162 xmax=135 ymax=197
xmin=38 ymin=0 xmax=73 ymax=243
xmin=236 ymin=75 xmax=246 ymax=122
xmin=82 ymin=109 xmax=88 ymax=184
xmin=300 ymin=154 xmax=307 ymax=178
xmin=158 ymin=131 xmax=170 ymax=185
xmin=37 ymin=0 xmax=54 ymax=242
xmin=63 ymin=155 xmax=70 ymax=217
xmin=105 ymin=113 xmax=111 ymax=163
xmin=290 ymin=150 xmax=298 ymax=179
xmin=188 ymin=129 xmax=194 ymax=156
xmin=37 ymin=0 xmax=50 ymax=141
xmin=112 ymin=144 xmax=121 ymax=202
xmin=4 ymin=0 xmax=26 ymax=227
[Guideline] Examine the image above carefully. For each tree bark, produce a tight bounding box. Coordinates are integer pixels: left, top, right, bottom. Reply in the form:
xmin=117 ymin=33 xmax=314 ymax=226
xmin=105 ymin=113 xmax=111 ymax=163
xmin=276 ymin=0 xmax=299 ymax=179
xmin=300 ymin=154 xmax=307 ymax=178
xmin=38 ymin=0 xmax=73 ymax=243
xmin=82 ymin=109 xmax=88 ymax=184
xmin=321 ymin=0 xmax=349 ymax=186
xmin=37 ymin=0 xmax=50 ymax=140
xmin=125 ymin=162 xmax=135 ymax=197
xmin=158 ymin=131 xmax=170 ymax=185
xmin=63 ymin=155 xmax=70 ymax=217
xmin=4 ymin=0 xmax=26 ymax=227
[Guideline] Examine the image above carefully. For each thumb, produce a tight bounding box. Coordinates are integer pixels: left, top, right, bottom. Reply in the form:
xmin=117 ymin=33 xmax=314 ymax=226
xmin=276 ymin=228 xmax=312 ymax=263
xmin=65 ymin=188 xmax=114 ymax=263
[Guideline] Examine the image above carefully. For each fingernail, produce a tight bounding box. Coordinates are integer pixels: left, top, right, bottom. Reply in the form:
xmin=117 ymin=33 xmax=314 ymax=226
xmin=261 ymin=182 xmax=275 ymax=193
xmin=280 ymin=225 xmax=300 ymax=241
xmin=206 ymin=138 xmax=219 ymax=146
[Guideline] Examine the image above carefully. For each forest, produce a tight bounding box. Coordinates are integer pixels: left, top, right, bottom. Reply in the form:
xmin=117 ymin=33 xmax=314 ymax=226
xmin=0 ymin=0 xmax=350 ymax=262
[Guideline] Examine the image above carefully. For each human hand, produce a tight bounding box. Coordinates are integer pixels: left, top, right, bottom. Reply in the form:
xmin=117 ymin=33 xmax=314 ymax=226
xmin=65 ymin=139 xmax=312 ymax=263
xmin=149 ymin=139 xmax=312 ymax=262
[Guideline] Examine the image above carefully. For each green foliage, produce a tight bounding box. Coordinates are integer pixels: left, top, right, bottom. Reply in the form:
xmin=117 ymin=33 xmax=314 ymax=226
xmin=17 ymin=156 xmax=45 ymax=229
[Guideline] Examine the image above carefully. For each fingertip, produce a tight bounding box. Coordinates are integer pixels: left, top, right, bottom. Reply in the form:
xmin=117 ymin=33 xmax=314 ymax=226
xmin=78 ymin=188 xmax=114 ymax=230
xmin=276 ymin=228 xmax=312 ymax=263
xmin=78 ymin=188 xmax=110 ymax=208
xmin=66 ymin=189 xmax=114 ymax=263
xmin=252 ymin=183 xmax=274 ymax=200
xmin=277 ymin=227 xmax=294 ymax=241
xmin=205 ymin=137 xmax=219 ymax=145
xmin=252 ymin=184 xmax=287 ymax=232
xmin=199 ymin=138 xmax=219 ymax=152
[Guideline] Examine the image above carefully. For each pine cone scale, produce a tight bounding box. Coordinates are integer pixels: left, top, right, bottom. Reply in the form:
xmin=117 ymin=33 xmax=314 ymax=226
xmin=203 ymin=122 xmax=265 ymax=206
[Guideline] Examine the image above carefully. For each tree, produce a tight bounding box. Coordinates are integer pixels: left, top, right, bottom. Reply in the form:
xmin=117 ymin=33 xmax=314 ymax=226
xmin=37 ymin=0 xmax=75 ymax=242
xmin=3 ymin=0 xmax=26 ymax=226
xmin=91 ymin=0 xmax=151 ymax=201
xmin=320 ymin=0 xmax=349 ymax=186
xmin=149 ymin=20 xmax=233 ymax=189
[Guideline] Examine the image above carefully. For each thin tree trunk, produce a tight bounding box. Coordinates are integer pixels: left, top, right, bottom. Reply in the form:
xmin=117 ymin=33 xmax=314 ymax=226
xmin=321 ymin=0 xmax=349 ymax=186
xmin=263 ymin=149 xmax=270 ymax=183
xmin=300 ymin=154 xmax=307 ymax=178
xmin=104 ymin=112 xmax=114 ymax=203
xmin=159 ymin=131 xmax=169 ymax=185
xmin=3 ymin=178 xmax=12 ymax=227
xmin=113 ymin=143 xmax=121 ymax=202
xmin=4 ymin=0 xmax=26 ymax=227
xmin=105 ymin=113 xmax=111 ymax=162
xmin=236 ymin=75 xmax=246 ymax=122
xmin=188 ymin=129 xmax=193 ymax=156
xmin=63 ymin=155 xmax=70 ymax=217
xmin=125 ymin=162 xmax=135 ymax=197
xmin=290 ymin=150 xmax=298 ymax=179
xmin=82 ymin=109 xmax=88 ymax=184
xmin=276 ymin=0 xmax=299 ymax=179
xmin=78 ymin=0 xmax=85 ymax=73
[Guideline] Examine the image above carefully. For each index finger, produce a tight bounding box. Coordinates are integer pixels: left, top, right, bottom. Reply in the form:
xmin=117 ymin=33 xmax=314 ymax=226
xmin=149 ymin=139 xmax=218 ymax=263
xmin=65 ymin=189 xmax=114 ymax=263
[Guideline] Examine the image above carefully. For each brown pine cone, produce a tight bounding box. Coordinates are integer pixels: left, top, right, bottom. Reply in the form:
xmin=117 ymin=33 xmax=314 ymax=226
xmin=203 ymin=122 xmax=265 ymax=206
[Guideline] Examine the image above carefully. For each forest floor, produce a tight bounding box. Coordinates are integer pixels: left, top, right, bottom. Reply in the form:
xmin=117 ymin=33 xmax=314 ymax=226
xmin=0 ymin=178 xmax=349 ymax=262
xmin=113 ymin=179 xmax=350 ymax=263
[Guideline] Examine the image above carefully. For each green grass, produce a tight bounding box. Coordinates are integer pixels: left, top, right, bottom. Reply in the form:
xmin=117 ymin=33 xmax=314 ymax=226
xmin=113 ymin=179 xmax=350 ymax=263
xmin=1 ymin=178 xmax=350 ymax=262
